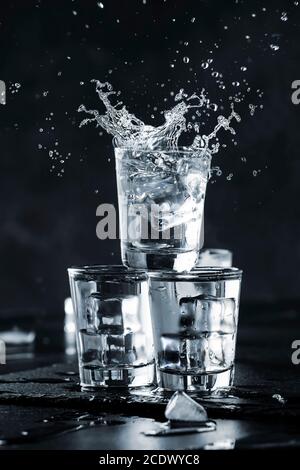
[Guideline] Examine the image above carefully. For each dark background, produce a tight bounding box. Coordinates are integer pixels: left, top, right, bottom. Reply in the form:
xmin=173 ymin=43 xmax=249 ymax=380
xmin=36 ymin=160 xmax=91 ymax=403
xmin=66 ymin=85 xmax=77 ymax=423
xmin=0 ymin=0 xmax=299 ymax=318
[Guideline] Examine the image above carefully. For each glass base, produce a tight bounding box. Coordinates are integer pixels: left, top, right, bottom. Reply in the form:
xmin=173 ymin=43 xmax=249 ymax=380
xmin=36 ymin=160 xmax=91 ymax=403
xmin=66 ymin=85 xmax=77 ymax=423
xmin=80 ymin=362 xmax=155 ymax=389
xmin=158 ymin=367 xmax=234 ymax=394
xmin=123 ymin=249 xmax=198 ymax=272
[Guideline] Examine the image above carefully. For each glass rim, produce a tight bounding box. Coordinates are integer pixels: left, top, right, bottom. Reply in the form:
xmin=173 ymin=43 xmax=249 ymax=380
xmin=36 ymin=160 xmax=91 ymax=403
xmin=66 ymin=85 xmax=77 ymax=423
xmin=199 ymin=248 xmax=232 ymax=255
xmin=68 ymin=264 xmax=148 ymax=280
xmin=114 ymin=146 xmax=212 ymax=156
xmin=149 ymin=267 xmax=242 ymax=281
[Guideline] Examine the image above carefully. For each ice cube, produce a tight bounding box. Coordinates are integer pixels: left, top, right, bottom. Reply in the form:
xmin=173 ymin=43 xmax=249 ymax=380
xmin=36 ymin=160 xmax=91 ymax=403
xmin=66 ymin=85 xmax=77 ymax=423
xmin=160 ymin=333 xmax=210 ymax=373
xmin=160 ymin=334 xmax=181 ymax=370
xmin=81 ymin=349 xmax=98 ymax=363
xmin=106 ymin=331 xmax=137 ymax=365
xmin=208 ymin=332 xmax=235 ymax=369
xmin=150 ymin=192 xmax=200 ymax=232
xmin=221 ymin=298 xmax=236 ymax=333
xmin=182 ymin=169 xmax=207 ymax=202
xmin=131 ymin=162 xmax=200 ymax=231
xmin=122 ymin=296 xmax=141 ymax=333
xmin=165 ymin=391 xmax=208 ymax=424
xmin=179 ymin=295 xmax=236 ymax=334
xmin=132 ymin=173 xmax=177 ymax=204
xmin=88 ymin=293 xmax=124 ymax=334
xmin=79 ymin=329 xmax=102 ymax=365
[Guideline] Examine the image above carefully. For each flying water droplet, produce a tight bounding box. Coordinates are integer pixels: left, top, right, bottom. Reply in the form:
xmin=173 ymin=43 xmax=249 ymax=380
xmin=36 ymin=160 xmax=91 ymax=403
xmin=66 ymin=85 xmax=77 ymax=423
xmin=249 ymin=104 xmax=257 ymax=116
xmin=240 ymin=66 xmax=247 ymax=72
xmin=183 ymin=57 xmax=190 ymax=64
xmin=280 ymin=12 xmax=288 ymax=21
xmin=208 ymin=103 xmax=218 ymax=112
xmin=272 ymin=393 xmax=286 ymax=404
xmin=270 ymin=44 xmax=279 ymax=51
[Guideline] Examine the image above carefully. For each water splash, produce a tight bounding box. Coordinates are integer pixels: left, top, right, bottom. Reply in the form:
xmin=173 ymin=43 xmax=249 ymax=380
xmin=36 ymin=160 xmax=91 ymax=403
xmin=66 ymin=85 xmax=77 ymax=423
xmin=78 ymin=80 xmax=240 ymax=156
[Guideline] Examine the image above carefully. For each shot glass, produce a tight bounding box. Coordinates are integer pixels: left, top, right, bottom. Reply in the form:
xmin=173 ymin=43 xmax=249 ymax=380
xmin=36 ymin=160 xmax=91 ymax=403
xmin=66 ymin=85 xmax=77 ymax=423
xmin=115 ymin=148 xmax=211 ymax=272
xmin=68 ymin=265 xmax=155 ymax=389
xmin=149 ymin=268 xmax=242 ymax=393
xmin=196 ymin=248 xmax=233 ymax=268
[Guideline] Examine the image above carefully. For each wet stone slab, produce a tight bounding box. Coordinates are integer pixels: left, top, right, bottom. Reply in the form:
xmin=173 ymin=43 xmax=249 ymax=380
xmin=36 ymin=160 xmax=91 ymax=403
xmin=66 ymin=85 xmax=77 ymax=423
xmin=0 ymin=362 xmax=300 ymax=420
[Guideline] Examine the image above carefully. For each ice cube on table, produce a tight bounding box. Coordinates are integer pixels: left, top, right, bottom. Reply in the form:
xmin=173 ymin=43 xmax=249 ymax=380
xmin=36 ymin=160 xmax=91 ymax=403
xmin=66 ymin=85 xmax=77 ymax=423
xmin=165 ymin=391 xmax=208 ymax=424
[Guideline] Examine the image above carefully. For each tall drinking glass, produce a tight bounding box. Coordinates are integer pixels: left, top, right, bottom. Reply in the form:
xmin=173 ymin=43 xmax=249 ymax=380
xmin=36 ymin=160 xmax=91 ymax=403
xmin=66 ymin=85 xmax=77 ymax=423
xmin=115 ymin=148 xmax=211 ymax=272
xmin=68 ymin=265 xmax=155 ymax=389
xmin=149 ymin=268 xmax=242 ymax=393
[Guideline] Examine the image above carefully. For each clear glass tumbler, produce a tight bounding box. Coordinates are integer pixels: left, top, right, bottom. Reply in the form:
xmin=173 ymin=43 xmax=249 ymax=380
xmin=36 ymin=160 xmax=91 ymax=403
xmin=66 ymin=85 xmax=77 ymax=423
xmin=149 ymin=267 xmax=242 ymax=393
xmin=68 ymin=265 xmax=155 ymax=389
xmin=115 ymin=148 xmax=211 ymax=272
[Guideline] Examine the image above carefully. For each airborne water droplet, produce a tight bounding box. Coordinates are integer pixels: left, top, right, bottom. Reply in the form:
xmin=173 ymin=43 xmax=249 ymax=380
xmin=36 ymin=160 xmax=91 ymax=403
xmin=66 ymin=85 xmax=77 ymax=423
xmin=270 ymin=44 xmax=279 ymax=51
xmin=280 ymin=11 xmax=288 ymax=21
xmin=183 ymin=57 xmax=190 ymax=64
xmin=240 ymin=66 xmax=247 ymax=72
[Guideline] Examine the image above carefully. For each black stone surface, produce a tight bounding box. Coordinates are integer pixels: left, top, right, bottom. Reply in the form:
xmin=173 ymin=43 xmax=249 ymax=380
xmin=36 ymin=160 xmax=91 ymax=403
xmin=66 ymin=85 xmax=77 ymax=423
xmin=0 ymin=304 xmax=300 ymax=448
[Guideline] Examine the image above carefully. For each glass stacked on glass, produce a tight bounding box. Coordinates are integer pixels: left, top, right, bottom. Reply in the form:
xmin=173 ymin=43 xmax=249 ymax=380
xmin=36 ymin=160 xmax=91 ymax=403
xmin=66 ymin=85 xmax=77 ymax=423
xmin=68 ymin=146 xmax=242 ymax=394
